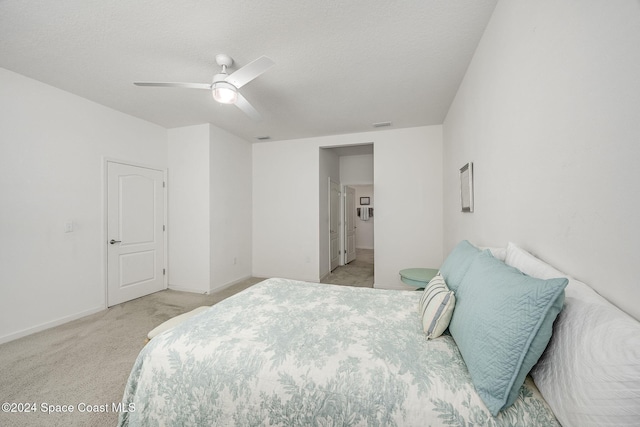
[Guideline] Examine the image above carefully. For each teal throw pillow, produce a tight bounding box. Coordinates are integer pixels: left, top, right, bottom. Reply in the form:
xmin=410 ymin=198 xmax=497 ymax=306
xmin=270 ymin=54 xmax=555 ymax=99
xmin=449 ymin=250 xmax=567 ymax=415
xmin=439 ymin=240 xmax=481 ymax=292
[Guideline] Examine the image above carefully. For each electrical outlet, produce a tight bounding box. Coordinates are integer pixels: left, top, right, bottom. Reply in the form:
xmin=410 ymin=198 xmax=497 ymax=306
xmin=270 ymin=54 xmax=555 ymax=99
xmin=64 ymin=221 xmax=74 ymax=233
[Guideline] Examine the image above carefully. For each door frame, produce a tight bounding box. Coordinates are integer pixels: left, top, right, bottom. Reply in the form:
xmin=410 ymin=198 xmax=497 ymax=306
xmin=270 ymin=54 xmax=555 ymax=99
xmin=102 ymin=157 xmax=168 ymax=309
xmin=342 ymin=185 xmax=357 ymax=265
xmin=329 ymin=178 xmax=340 ymax=271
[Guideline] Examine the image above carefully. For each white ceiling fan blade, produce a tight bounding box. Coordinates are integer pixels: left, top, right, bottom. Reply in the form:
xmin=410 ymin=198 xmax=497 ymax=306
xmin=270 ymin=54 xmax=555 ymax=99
xmin=225 ymin=56 xmax=275 ymax=89
xmin=234 ymin=93 xmax=262 ymax=121
xmin=134 ymin=82 xmax=212 ymax=90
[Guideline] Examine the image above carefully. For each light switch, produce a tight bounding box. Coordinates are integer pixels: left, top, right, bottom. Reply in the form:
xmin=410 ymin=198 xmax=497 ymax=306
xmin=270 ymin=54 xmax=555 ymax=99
xmin=64 ymin=221 xmax=74 ymax=233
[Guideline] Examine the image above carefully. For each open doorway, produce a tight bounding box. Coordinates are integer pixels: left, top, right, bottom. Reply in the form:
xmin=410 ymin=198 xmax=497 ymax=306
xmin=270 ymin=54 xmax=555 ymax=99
xmin=323 ymin=183 xmax=374 ymax=287
xmin=320 ymin=144 xmax=374 ymax=287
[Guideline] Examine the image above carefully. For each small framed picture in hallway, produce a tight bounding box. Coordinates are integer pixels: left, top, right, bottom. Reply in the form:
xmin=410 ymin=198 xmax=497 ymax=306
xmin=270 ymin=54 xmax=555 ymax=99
xmin=460 ymin=162 xmax=474 ymax=212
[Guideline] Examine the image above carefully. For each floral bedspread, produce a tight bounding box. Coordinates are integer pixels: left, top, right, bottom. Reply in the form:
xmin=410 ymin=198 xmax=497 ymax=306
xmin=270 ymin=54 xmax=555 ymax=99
xmin=118 ymin=278 xmax=559 ymax=426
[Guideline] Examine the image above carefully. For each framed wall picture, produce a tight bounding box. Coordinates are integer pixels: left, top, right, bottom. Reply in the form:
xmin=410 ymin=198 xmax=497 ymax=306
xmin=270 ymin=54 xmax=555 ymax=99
xmin=460 ymin=162 xmax=474 ymax=212
xmin=360 ymin=197 xmax=370 ymax=205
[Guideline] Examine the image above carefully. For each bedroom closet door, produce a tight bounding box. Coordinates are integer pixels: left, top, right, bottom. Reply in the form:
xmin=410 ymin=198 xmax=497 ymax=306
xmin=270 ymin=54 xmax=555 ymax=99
xmin=344 ymin=186 xmax=357 ymax=264
xmin=106 ymin=161 xmax=166 ymax=306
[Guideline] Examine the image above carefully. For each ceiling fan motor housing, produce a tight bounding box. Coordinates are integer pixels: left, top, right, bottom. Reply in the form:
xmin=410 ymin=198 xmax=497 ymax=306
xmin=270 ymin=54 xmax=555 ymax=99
xmin=215 ymin=54 xmax=233 ymax=68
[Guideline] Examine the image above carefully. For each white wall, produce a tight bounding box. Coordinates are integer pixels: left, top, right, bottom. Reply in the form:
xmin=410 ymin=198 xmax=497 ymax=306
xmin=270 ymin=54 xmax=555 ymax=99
xmin=443 ymin=1 xmax=640 ymax=320
xmin=253 ymin=126 xmax=443 ymax=288
xmin=168 ymin=123 xmax=253 ymax=293
xmin=167 ymin=124 xmax=210 ymax=293
xmin=374 ymin=126 xmax=443 ymax=288
xmin=340 ymin=154 xmax=374 ymax=185
xmin=319 ymin=148 xmax=340 ymax=279
xmin=209 ymin=125 xmax=253 ymax=291
xmin=253 ymin=140 xmax=320 ymax=282
xmin=0 ymin=68 xmax=168 ymax=343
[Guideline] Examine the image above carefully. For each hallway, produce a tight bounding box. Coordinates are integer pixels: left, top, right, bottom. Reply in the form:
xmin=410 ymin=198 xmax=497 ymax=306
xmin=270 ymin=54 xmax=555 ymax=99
xmin=321 ymin=249 xmax=374 ymax=288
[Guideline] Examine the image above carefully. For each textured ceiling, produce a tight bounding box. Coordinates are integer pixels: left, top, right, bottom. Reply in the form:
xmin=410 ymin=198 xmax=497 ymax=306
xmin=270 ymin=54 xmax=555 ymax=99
xmin=0 ymin=0 xmax=497 ymax=142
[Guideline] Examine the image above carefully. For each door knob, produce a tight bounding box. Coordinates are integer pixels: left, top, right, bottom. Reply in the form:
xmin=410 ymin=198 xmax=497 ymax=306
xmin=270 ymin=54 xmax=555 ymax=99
xmin=109 ymin=239 xmax=122 ymax=244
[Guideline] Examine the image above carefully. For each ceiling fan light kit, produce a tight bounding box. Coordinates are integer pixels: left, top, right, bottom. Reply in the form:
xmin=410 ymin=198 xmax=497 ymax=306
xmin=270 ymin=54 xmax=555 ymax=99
xmin=134 ymin=54 xmax=274 ymax=120
xmin=212 ymin=81 xmax=237 ymax=104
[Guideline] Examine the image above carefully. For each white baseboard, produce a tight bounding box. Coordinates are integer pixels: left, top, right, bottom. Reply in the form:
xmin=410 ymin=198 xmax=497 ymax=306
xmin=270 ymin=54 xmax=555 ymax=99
xmin=209 ymin=275 xmax=253 ymax=294
xmin=168 ymin=284 xmax=211 ymax=294
xmin=0 ymin=305 xmax=105 ymax=345
xmin=356 ymin=246 xmax=374 ymax=250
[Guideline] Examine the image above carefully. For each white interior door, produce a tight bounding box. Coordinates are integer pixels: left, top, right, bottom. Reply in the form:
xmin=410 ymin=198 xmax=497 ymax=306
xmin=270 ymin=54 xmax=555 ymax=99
xmin=107 ymin=161 xmax=165 ymax=306
xmin=344 ymin=186 xmax=357 ymax=264
xmin=329 ymin=179 xmax=340 ymax=271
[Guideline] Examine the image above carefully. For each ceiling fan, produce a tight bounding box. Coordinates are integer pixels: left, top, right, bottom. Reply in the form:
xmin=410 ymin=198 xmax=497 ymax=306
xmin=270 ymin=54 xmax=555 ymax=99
xmin=134 ymin=54 xmax=275 ymax=121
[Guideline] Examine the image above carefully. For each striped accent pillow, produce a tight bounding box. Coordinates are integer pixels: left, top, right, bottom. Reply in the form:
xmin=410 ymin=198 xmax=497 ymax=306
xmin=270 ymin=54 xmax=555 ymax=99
xmin=418 ymin=274 xmax=456 ymax=339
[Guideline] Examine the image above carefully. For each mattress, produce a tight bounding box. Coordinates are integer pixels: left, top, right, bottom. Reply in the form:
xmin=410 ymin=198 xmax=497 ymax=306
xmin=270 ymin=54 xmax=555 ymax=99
xmin=118 ymin=278 xmax=559 ymax=426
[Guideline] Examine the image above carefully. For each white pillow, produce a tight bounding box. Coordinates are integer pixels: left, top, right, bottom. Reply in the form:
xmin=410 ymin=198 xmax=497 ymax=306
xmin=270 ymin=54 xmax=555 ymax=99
xmin=480 ymin=246 xmax=507 ymax=261
xmin=504 ymin=242 xmax=566 ymax=279
xmin=531 ymin=293 xmax=640 ymax=426
xmin=418 ymin=274 xmax=455 ymax=339
xmin=505 ymin=242 xmax=640 ymax=426
xmin=505 ymin=242 xmax=603 ymax=302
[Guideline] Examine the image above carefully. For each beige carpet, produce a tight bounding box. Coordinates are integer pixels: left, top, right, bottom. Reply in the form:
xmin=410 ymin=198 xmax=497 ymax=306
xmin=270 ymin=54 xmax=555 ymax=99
xmin=0 ymin=260 xmax=375 ymax=427
xmin=321 ymin=248 xmax=374 ymax=287
xmin=0 ymin=277 xmax=264 ymax=427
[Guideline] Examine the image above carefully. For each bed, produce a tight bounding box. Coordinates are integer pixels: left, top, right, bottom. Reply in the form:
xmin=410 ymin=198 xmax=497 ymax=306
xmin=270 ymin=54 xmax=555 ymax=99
xmin=118 ymin=242 xmax=640 ymax=426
